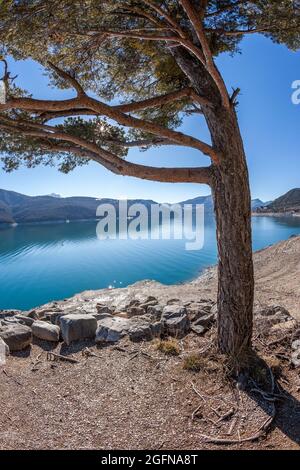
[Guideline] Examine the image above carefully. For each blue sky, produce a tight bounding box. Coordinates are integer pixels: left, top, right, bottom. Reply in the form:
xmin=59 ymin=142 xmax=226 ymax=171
xmin=0 ymin=34 xmax=299 ymax=203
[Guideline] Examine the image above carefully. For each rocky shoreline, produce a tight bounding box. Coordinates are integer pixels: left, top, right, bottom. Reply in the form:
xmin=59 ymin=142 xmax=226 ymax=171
xmin=1 ymin=235 xmax=300 ymax=365
xmin=1 ymin=289 xmax=300 ymax=367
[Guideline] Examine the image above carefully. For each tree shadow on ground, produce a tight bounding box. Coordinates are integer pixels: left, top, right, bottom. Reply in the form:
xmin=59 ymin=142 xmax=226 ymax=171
xmin=244 ymin=353 xmax=300 ymax=446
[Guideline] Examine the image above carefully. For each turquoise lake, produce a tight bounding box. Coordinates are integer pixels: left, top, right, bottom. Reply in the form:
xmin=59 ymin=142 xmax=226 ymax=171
xmin=0 ymin=215 xmax=300 ymax=311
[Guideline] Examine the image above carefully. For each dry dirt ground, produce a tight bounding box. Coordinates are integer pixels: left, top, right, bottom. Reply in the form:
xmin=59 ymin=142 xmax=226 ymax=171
xmin=1 ymin=236 xmax=300 ymax=450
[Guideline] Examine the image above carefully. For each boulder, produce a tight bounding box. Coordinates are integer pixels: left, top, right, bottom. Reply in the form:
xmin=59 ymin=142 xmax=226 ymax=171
xmin=128 ymin=320 xmax=153 ymax=342
xmin=60 ymin=314 xmax=97 ymax=345
xmin=95 ymin=316 xmax=129 ymax=343
xmin=161 ymin=305 xmax=190 ymax=337
xmin=32 ymin=321 xmax=60 ymax=342
xmin=147 ymin=304 xmax=163 ymax=319
xmin=0 ymin=324 xmax=32 ymax=351
xmin=15 ymin=315 xmax=35 ymax=327
xmin=0 ymin=337 xmax=10 ymax=357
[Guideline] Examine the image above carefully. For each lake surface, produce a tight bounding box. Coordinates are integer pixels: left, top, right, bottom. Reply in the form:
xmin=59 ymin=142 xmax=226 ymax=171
xmin=0 ymin=216 xmax=300 ymax=311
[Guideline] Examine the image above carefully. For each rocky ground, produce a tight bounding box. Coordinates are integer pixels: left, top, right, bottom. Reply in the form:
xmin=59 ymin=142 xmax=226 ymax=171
xmin=0 ymin=236 xmax=300 ymax=450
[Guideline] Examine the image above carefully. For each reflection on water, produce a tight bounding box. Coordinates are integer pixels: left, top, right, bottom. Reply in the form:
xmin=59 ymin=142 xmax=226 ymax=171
xmin=0 ymin=215 xmax=299 ymax=310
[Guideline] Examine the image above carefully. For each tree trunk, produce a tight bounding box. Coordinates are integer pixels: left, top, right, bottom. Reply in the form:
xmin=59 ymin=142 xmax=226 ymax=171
xmin=171 ymin=50 xmax=254 ymax=359
xmin=209 ymin=107 xmax=254 ymax=358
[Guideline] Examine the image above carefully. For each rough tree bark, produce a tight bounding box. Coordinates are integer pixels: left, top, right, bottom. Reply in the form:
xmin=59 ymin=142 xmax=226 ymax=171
xmin=173 ymin=49 xmax=254 ymax=358
xmin=210 ymin=108 xmax=254 ymax=357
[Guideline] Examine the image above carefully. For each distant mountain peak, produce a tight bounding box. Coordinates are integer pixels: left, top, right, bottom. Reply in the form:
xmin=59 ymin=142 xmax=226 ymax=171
xmin=47 ymin=193 xmax=61 ymax=198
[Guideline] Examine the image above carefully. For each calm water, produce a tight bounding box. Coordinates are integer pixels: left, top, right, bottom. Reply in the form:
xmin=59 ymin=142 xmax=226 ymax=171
xmin=0 ymin=216 xmax=300 ymax=311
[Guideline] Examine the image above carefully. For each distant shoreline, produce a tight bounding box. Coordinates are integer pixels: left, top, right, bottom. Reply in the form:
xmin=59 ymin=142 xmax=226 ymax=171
xmin=252 ymin=212 xmax=300 ymax=218
xmin=1 ymin=213 xmax=300 ymax=228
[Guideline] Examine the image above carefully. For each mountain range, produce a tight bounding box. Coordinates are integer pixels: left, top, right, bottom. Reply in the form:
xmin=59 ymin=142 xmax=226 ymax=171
xmin=0 ymin=188 xmax=299 ymax=225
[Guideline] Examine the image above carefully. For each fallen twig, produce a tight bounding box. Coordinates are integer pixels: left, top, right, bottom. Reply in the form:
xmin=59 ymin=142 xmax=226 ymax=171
xmin=227 ymin=417 xmax=238 ymax=436
xmin=46 ymin=352 xmax=79 ymax=364
xmin=2 ymin=369 xmax=22 ymax=385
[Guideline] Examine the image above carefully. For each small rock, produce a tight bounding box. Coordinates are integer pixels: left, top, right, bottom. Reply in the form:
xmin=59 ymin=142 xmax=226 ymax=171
xmin=32 ymin=321 xmax=60 ymax=342
xmin=291 ymin=350 xmax=300 ymax=368
xmin=145 ymin=296 xmax=158 ymax=303
xmin=60 ymin=314 xmax=97 ymax=345
xmin=186 ymin=303 xmax=212 ymax=322
xmin=26 ymin=310 xmax=39 ymax=320
xmin=193 ymin=312 xmax=215 ymax=328
xmin=162 ymin=305 xmax=190 ymax=337
xmin=271 ymin=320 xmax=297 ymax=333
xmin=190 ymin=324 xmax=206 ymax=335
xmin=95 ymin=317 xmax=129 ymax=343
xmin=291 ymin=339 xmax=300 ymax=351
xmin=258 ymin=306 xmax=291 ymax=325
xmin=96 ymin=303 xmax=113 ymax=314
xmin=0 ymin=337 xmax=10 ymax=357
xmin=0 ymin=324 xmax=32 ymax=351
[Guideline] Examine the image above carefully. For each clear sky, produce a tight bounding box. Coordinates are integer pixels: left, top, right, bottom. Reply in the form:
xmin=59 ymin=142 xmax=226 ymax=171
xmin=0 ymin=34 xmax=299 ymax=203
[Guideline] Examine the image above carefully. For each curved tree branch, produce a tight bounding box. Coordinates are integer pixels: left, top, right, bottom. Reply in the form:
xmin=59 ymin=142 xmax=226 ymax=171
xmin=0 ymin=93 xmax=218 ymax=161
xmin=179 ymin=0 xmax=230 ymax=109
xmin=0 ymin=118 xmax=212 ymax=184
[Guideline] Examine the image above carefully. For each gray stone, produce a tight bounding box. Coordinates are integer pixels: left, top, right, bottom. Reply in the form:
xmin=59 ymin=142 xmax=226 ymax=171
xmin=139 ymin=300 xmax=158 ymax=311
xmin=292 ymin=339 xmax=300 ymax=351
xmin=95 ymin=316 xmax=129 ymax=343
xmin=150 ymin=321 xmax=162 ymax=338
xmin=0 ymin=324 xmax=32 ymax=351
xmin=60 ymin=314 xmax=97 ymax=345
xmin=162 ymin=305 xmax=190 ymax=337
xmin=0 ymin=310 xmax=19 ymax=321
xmin=0 ymin=337 xmax=10 ymax=356
xmin=258 ymin=306 xmax=292 ymax=325
xmin=291 ymin=350 xmax=300 ymax=368
xmin=26 ymin=310 xmax=39 ymax=320
xmin=96 ymin=303 xmax=113 ymax=314
xmin=32 ymin=321 xmax=60 ymax=342
xmin=127 ymin=306 xmax=146 ymax=317
xmin=128 ymin=321 xmax=153 ymax=342
xmin=186 ymin=303 xmax=212 ymax=322
xmin=193 ymin=312 xmax=215 ymax=328
xmin=15 ymin=315 xmax=35 ymax=327
xmin=147 ymin=304 xmax=163 ymax=319
xmin=191 ymin=323 xmax=206 ymax=335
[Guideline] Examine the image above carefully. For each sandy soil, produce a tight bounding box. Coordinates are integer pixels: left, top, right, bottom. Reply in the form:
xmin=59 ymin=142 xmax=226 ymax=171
xmin=1 ymin=236 xmax=300 ymax=450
